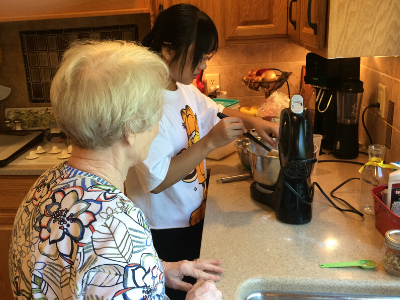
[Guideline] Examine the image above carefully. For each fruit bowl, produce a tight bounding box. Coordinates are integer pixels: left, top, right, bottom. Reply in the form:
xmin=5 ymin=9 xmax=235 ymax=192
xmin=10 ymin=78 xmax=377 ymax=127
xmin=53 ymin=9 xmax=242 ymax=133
xmin=242 ymin=68 xmax=292 ymax=97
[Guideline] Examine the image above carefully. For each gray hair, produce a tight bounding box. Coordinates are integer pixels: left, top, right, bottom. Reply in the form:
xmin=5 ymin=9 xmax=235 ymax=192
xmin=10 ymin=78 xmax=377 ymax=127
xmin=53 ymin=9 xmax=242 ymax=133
xmin=50 ymin=40 xmax=169 ymax=149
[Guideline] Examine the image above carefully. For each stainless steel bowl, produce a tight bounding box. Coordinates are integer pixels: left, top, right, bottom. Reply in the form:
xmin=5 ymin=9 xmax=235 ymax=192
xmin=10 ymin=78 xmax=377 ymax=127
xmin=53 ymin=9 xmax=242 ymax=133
xmin=234 ymin=137 xmax=251 ymax=169
xmin=248 ymin=140 xmax=280 ymax=186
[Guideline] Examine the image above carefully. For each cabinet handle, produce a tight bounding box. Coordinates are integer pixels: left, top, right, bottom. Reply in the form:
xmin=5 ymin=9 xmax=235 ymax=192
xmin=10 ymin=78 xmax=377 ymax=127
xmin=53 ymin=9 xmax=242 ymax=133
xmin=307 ymin=0 xmax=318 ymax=35
xmin=159 ymin=4 xmax=164 ymax=12
xmin=289 ymin=0 xmax=297 ymax=30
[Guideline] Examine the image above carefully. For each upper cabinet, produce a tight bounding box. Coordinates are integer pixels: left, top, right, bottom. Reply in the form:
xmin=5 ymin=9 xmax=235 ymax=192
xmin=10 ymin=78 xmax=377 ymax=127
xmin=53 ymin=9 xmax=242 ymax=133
xmin=151 ymin=0 xmax=287 ymax=47
xmin=288 ymin=0 xmax=400 ymax=58
xmin=153 ymin=0 xmax=400 ymax=58
xmin=0 ymin=0 xmax=150 ymax=22
xmin=288 ymin=0 xmax=327 ymax=51
xmin=223 ymin=0 xmax=287 ymax=42
xmin=6 ymin=0 xmax=397 ymax=58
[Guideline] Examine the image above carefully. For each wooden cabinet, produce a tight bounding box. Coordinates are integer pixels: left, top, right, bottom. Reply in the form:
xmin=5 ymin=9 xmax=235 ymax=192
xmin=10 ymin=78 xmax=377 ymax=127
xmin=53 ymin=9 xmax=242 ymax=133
xmin=288 ymin=0 xmax=400 ymax=58
xmin=299 ymin=0 xmax=327 ymax=50
xmin=0 ymin=0 xmax=150 ymax=22
xmin=151 ymin=0 xmax=287 ymax=47
xmin=288 ymin=0 xmax=328 ymax=52
xmin=0 ymin=175 xmax=39 ymax=299
xmin=287 ymin=0 xmax=301 ymax=41
xmin=223 ymin=0 xmax=287 ymax=42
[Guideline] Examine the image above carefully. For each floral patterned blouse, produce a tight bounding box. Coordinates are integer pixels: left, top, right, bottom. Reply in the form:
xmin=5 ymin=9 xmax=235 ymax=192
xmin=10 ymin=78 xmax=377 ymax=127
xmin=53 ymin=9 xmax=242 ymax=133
xmin=9 ymin=163 xmax=165 ymax=299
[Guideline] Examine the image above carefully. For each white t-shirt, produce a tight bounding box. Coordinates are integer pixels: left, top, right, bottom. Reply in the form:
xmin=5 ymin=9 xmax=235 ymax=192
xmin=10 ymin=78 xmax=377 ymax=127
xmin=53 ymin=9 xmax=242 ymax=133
xmin=125 ymin=83 xmax=224 ymax=229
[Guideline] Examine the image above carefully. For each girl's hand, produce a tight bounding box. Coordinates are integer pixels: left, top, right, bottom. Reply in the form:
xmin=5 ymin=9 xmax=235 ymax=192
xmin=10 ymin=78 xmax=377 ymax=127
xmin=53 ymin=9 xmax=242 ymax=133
xmin=205 ymin=117 xmax=246 ymax=150
xmin=185 ymin=279 xmax=223 ymax=300
xmin=251 ymin=117 xmax=279 ymax=148
xmin=162 ymin=259 xmax=224 ymax=292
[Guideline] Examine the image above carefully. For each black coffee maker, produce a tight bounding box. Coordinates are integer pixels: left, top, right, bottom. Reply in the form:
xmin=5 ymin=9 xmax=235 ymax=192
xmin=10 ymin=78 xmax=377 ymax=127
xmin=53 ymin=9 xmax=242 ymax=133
xmin=250 ymin=95 xmax=316 ymax=224
xmin=304 ymin=53 xmax=361 ymax=154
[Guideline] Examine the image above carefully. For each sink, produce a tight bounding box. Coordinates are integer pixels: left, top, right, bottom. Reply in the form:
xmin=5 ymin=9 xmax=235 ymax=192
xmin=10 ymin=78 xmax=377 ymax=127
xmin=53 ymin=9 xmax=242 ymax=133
xmin=244 ymin=291 xmax=400 ymax=300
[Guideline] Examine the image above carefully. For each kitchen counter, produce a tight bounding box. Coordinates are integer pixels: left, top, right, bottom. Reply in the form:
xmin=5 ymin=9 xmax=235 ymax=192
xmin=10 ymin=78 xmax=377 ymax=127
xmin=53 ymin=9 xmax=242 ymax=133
xmin=200 ymin=152 xmax=400 ymax=299
xmin=0 ymin=140 xmax=68 ymax=175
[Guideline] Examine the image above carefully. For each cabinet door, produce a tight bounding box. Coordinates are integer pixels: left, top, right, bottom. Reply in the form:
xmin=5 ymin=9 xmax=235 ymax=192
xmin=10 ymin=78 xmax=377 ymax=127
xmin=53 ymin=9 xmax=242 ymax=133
xmin=0 ymin=175 xmax=39 ymax=299
xmin=299 ymin=0 xmax=327 ymax=49
xmin=224 ymin=0 xmax=287 ymax=40
xmin=287 ymin=0 xmax=301 ymax=40
xmin=0 ymin=0 xmax=150 ymax=22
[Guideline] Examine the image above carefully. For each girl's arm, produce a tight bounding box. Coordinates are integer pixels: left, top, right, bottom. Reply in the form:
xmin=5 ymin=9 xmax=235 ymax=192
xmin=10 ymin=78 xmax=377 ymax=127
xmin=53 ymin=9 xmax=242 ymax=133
xmin=222 ymin=107 xmax=279 ymax=148
xmin=151 ymin=117 xmax=245 ymax=193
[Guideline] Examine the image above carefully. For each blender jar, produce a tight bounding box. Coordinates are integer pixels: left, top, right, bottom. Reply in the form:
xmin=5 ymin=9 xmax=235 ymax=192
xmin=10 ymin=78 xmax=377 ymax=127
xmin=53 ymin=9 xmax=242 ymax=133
xmin=333 ymin=79 xmax=364 ymax=159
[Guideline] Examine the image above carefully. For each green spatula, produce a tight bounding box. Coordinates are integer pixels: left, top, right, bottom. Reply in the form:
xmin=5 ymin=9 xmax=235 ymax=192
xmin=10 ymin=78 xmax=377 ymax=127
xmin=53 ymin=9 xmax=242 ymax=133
xmin=320 ymin=260 xmax=377 ymax=269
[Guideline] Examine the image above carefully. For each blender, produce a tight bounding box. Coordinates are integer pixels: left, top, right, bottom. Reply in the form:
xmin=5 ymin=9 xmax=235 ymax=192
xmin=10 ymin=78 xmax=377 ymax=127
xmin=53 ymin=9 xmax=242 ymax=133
xmin=333 ymin=79 xmax=364 ymax=159
xmin=250 ymin=95 xmax=316 ymax=224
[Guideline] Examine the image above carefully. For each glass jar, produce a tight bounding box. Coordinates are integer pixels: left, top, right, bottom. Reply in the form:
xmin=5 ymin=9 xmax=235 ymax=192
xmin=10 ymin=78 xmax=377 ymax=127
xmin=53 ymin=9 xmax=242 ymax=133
xmin=382 ymin=229 xmax=400 ymax=276
xmin=359 ymin=144 xmax=389 ymax=214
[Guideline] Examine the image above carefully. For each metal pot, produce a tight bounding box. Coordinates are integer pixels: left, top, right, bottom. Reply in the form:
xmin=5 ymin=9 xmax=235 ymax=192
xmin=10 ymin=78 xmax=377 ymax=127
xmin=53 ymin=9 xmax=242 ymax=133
xmin=248 ymin=140 xmax=280 ymax=186
xmin=234 ymin=137 xmax=251 ymax=169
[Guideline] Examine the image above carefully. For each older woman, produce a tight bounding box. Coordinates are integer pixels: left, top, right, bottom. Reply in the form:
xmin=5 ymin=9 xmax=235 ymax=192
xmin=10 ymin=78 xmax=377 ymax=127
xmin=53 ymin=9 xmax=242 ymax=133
xmin=9 ymin=41 xmax=223 ymax=300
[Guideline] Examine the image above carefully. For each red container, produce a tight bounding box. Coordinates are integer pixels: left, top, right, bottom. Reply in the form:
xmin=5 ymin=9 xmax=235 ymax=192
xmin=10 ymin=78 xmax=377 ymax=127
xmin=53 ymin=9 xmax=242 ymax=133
xmin=372 ymin=184 xmax=400 ymax=237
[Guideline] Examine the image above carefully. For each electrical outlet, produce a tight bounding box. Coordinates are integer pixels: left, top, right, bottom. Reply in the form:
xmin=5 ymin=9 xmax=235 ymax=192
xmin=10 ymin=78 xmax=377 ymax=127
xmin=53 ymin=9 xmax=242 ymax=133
xmin=204 ymin=73 xmax=220 ymax=95
xmin=377 ymin=83 xmax=388 ymax=119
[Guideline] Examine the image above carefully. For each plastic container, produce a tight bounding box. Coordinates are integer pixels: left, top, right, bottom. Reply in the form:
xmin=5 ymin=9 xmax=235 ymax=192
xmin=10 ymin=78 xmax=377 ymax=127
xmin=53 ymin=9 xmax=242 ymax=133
xmin=372 ymin=185 xmax=400 ymax=237
xmin=359 ymin=144 xmax=389 ymax=215
xmin=382 ymin=229 xmax=400 ymax=276
xmin=388 ymin=168 xmax=400 ymax=217
xmin=212 ymin=98 xmax=240 ymax=111
xmin=207 ymin=98 xmax=240 ymax=160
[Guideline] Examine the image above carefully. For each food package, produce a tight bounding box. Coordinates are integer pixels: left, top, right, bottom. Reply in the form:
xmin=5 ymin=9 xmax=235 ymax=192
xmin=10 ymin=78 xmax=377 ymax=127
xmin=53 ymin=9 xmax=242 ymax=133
xmin=256 ymin=91 xmax=289 ymax=120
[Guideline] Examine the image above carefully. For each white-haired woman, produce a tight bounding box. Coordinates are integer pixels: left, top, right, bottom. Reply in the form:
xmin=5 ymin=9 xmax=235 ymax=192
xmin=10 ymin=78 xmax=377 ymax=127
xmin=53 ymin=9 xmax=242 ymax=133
xmin=9 ymin=41 xmax=223 ymax=300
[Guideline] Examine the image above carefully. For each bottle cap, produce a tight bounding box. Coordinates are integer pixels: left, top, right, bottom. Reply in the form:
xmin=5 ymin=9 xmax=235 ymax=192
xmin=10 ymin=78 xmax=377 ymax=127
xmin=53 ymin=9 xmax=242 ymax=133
xmin=385 ymin=230 xmax=400 ymax=251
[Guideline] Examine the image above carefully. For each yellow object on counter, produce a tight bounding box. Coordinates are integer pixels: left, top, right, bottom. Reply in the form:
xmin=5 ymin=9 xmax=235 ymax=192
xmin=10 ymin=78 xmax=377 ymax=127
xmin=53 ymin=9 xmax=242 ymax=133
xmin=239 ymin=105 xmax=258 ymax=116
xmin=359 ymin=157 xmax=398 ymax=174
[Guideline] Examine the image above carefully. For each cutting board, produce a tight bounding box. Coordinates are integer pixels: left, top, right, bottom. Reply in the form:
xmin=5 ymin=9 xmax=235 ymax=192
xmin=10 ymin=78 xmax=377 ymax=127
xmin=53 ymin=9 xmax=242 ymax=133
xmin=0 ymin=131 xmax=45 ymax=166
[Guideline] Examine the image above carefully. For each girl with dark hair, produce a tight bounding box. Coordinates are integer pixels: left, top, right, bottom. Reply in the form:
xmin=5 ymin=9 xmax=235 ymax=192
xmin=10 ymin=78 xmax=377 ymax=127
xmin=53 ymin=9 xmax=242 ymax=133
xmin=126 ymin=4 xmax=279 ymax=299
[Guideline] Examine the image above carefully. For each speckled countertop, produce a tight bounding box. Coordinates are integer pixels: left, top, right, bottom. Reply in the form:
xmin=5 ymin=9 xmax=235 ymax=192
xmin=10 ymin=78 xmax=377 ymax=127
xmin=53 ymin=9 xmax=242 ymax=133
xmin=0 ymin=140 xmax=67 ymax=175
xmin=201 ymin=153 xmax=400 ymax=299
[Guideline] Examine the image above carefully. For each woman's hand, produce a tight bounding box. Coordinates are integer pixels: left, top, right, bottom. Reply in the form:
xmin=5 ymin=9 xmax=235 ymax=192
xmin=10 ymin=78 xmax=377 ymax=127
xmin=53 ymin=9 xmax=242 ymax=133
xmin=205 ymin=117 xmax=246 ymax=150
xmin=162 ymin=259 xmax=224 ymax=292
xmin=185 ymin=279 xmax=222 ymax=300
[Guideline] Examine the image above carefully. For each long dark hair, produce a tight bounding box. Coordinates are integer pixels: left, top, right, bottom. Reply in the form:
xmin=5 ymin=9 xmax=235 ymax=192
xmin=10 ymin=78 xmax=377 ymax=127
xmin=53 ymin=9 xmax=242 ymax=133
xmin=142 ymin=3 xmax=218 ymax=75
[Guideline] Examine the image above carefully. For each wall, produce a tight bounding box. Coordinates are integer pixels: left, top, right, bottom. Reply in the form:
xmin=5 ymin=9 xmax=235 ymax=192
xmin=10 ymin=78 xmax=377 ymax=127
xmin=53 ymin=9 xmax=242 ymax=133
xmin=206 ymin=45 xmax=400 ymax=162
xmin=0 ymin=13 xmax=151 ymax=130
xmin=204 ymin=41 xmax=308 ymax=108
xmin=360 ymin=56 xmax=400 ymax=163
xmin=4 ymin=16 xmax=398 ymax=162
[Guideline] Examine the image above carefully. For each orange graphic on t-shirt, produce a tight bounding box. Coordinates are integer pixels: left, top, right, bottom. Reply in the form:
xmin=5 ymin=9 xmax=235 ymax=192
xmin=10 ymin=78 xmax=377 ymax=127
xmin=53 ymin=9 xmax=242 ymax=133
xmin=180 ymin=105 xmax=208 ymax=225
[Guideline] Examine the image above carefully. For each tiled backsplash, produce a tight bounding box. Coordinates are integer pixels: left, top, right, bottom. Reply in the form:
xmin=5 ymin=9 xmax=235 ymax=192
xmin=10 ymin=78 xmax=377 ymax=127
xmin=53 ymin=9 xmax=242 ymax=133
xmin=5 ymin=107 xmax=54 ymax=130
xmin=20 ymin=25 xmax=138 ymax=103
xmin=0 ymin=13 xmax=151 ymax=130
xmin=360 ymin=56 xmax=400 ymax=163
xmin=204 ymin=41 xmax=308 ymax=108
